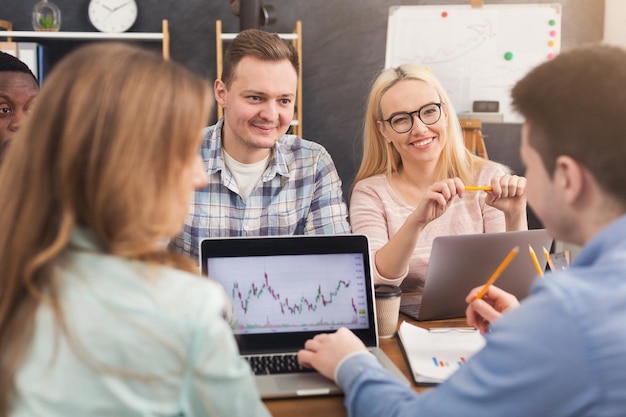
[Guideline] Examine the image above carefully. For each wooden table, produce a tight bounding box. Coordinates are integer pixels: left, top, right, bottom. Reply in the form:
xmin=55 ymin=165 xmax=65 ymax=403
xmin=263 ymin=314 xmax=468 ymax=417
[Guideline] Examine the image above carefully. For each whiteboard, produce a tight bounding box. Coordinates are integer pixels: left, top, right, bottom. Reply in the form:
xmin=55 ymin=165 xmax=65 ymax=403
xmin=385 ymin=4 xmax=561 ymax=122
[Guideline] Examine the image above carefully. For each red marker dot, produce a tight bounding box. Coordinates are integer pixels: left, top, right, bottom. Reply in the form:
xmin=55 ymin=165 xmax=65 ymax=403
xmin=442 ymin=11 xmax=448 ymax=18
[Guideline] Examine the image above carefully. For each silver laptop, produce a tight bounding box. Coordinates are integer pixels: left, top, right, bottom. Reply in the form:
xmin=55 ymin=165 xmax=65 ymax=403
xmin=200 ymin=234 xmax=408 ymax=399
xmin=400 ymin=229 xmax=553 ymax=321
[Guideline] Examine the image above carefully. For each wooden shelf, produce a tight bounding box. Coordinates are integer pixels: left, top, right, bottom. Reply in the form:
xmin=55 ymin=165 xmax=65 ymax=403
xmin=0 ymin=31 xmax=163 ymax=41
xmin=1 ymin=19 xmax=170 ymax=59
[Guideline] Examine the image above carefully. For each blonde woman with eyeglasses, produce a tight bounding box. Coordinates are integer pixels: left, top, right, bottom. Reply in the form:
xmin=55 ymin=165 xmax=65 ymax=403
xmin=350 ymin=65 xmax=528 ymax=292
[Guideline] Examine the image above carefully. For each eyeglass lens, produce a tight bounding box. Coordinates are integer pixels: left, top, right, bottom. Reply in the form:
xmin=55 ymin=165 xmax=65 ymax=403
xmin=390 ymin=103 xmax=441 ymax=133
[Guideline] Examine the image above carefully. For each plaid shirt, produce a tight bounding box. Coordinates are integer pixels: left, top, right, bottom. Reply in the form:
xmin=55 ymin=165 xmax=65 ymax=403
xmin=172 ymin=120 xmax=351 ymax=260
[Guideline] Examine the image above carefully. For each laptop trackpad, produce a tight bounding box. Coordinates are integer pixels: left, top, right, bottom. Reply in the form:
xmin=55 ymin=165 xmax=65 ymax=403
xmin=257 ymin=373 xmax=340 ymax=398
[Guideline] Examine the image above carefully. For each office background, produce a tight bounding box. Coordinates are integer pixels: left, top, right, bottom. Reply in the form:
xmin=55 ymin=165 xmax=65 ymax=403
xmin=2 ymin=0 xmax=604 ymax=202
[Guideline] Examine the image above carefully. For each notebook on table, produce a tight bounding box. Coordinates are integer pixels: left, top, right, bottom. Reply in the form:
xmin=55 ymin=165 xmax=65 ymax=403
xmin=400 ymin=229 xmax=553 ymax=321
xmin=397 ymin=321 xmax=485 ymax=385
xmin=200 ymin=234 xmax=408 ymax=399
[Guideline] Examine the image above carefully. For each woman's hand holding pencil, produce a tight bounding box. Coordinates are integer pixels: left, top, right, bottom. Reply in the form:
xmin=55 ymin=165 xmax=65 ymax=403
xmin=471 ymin=174 xmax=528 ymax=231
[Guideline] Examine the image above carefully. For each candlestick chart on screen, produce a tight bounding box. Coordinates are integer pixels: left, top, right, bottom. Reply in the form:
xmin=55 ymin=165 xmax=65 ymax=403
xmin=207 ymin=253 xmax=370 ymax=334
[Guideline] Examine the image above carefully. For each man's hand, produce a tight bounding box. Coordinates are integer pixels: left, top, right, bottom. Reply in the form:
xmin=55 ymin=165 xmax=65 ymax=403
xmin=465 ymin=285 xmax=520 ymax=333
xmin=298 ymin=327 xmax=368 ymax=381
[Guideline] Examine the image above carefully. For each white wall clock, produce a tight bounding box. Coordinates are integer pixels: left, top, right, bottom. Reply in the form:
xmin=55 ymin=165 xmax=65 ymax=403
xmin=88 ymin=0 xmax=138 ymax=33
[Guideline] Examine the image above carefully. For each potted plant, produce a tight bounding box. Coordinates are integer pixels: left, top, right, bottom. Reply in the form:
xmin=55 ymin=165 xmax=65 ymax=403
xmin=32 ymin=0 xmax=61 ymax=32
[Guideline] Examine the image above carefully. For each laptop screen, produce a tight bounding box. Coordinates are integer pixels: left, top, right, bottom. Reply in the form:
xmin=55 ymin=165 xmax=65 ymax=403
xmin=200 ymin=235 xmax=378 ymax=353
xmin=206 ymin=252 xmax=371 ymax=335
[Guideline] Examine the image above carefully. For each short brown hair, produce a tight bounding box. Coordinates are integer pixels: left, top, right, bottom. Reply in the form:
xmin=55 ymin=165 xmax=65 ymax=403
xmin=221 ymin=28 xmax=299 ymax=88
xmin=512 ymin=43 xmax=626 ymax=206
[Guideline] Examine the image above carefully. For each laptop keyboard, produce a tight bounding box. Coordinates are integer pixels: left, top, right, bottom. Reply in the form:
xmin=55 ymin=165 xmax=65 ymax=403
xmin=400 ymin=302 xmax=421 ymax=317
xmin=244 ymin=353 xmax=315 ymax=375
xmin=399 ymin=295 xmax=422 ymax=320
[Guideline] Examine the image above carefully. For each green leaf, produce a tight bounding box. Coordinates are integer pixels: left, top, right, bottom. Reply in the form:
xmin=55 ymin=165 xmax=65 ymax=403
xmin=38 ymin=15 xmax=56 ymax=29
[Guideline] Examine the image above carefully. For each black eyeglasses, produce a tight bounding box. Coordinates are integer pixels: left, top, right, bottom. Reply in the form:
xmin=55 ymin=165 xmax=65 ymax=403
xmin=382 ymin=102 xmax=443 ymax=134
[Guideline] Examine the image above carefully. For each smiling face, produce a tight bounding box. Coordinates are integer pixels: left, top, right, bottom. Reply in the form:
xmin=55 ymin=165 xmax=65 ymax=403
xmin=0 ymin=71 xmax=39 ymax=144
xmin=376 ymin=79 xmax=446 ymax=168
xmin=215 ymin=56 xmax=297 ymax=164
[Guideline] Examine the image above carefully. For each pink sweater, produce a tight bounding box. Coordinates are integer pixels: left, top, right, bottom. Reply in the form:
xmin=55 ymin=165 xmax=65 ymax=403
xmin=349 ymin=163 xmax=507 ymax=292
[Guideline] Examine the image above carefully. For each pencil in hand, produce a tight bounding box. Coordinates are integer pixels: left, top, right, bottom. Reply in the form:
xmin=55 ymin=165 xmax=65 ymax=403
xmin=464 ymin=186 xmax=493 ymax=191
xmin=475 ymin=246 xmax=520 ymax=299
xmin=528 ymin=245 xmax=544 ymax=277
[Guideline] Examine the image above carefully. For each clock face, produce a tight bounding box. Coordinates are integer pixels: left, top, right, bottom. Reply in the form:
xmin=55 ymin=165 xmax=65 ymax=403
xmin=88 ymin=0 xmax=138 ymax=33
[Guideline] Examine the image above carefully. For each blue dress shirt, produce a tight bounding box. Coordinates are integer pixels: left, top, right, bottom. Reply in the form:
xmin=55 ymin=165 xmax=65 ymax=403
xmin=336 ymin=214 xmax=626 ymax=417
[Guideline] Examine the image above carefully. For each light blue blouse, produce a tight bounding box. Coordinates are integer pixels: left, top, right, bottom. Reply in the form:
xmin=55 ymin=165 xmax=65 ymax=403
xmin=12 ymin=229 xmax=269 ymax=417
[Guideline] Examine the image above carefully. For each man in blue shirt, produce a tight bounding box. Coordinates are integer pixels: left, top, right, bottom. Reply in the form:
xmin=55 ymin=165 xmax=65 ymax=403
xmin=297 ymin=43 xmax=626 ymax=417
xmin=173 ymin=29 xmax=350 ymax=259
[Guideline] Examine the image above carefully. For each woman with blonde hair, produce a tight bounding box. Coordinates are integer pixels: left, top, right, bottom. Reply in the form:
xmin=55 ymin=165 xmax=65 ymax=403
xmin=350 ymin=64 xmax=527 ymax=291
xmin=0 ymin=43 xmax=269 ymax=416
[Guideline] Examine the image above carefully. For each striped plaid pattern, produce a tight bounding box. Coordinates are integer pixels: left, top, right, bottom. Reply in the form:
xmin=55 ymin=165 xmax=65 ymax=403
xmin=172 ymin=120 xmax=351 ymax=260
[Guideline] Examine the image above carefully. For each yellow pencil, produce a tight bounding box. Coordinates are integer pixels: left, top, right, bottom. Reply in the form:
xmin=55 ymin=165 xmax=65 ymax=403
xmin=464 ymin=186 xmax=493 ymax=191
xmin=476 ymin=246 xmax=520 ymax=299
xmin=528 ymin=245 xmax=544 ymax=277
xmin=543 ymin=246 xmax=555 ymax=271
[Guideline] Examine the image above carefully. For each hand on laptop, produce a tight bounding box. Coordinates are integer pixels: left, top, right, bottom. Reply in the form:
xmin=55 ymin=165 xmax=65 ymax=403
xmin=465 ymin=285 xmax=520 ymax=334
xmin=298 ymin=328 xmax=368 ymax=381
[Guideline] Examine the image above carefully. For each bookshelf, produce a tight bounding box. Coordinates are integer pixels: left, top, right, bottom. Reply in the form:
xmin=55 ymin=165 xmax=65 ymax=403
xmin=0 ymin=19 xmax=170 ymax=59
xmin=215 ymin=20 xmax=302 ymax=136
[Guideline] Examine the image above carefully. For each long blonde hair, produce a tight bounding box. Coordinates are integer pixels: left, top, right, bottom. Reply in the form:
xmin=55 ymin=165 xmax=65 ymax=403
xmin=352 ymin=64 xmax=487 ymax=194
xmin=0 ymin=43 xmax=211 ymax=415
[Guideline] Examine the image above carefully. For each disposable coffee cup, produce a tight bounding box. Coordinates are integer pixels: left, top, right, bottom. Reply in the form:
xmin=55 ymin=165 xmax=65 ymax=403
xmin=374 ymin=285 xmax=402 ymax=338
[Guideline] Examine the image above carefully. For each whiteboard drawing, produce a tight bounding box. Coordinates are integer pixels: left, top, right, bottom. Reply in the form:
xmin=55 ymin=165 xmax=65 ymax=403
xmin=386 ymin=4 xmax=561 ymax=122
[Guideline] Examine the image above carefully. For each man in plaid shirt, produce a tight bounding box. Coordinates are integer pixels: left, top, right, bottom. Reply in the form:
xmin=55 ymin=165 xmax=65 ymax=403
xmin=173 ymin=29 xmax=350 ymax=260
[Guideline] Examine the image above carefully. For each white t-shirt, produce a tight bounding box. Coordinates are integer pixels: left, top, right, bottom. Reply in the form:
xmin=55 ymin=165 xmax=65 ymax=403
xmin=222 ymin=150 xmax=270 ymax=201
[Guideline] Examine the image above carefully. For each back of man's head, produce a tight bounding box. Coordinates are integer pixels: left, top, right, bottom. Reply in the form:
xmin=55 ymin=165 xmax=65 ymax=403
xmin=221 ymin=28 xmax=299 ymax=88
xmin=512 ymin=44 xmax=626 ymax=207
xmin=0 ymin=52 xmax=38 ymax=84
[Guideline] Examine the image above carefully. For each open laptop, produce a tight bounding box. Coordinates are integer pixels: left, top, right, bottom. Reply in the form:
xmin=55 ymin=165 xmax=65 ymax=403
xmin=400 ymin=229 xmax=553 ymax=321
xmin=200 ymin=234 xmax=408 ymax=399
